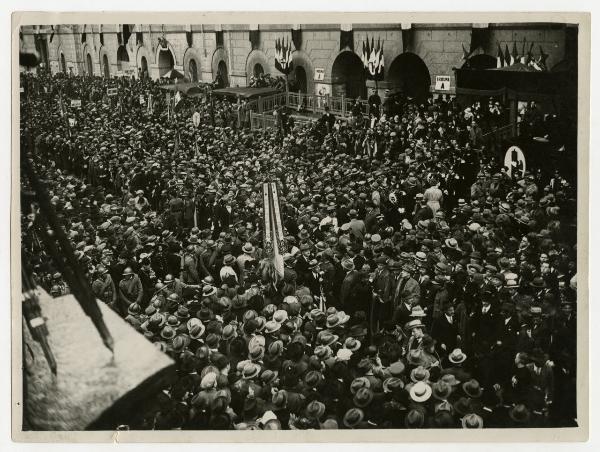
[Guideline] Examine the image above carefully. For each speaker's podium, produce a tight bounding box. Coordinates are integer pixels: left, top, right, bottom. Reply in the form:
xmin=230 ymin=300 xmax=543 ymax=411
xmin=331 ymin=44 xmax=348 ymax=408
xmin=22 ymin=289 xmax=176 ymax=430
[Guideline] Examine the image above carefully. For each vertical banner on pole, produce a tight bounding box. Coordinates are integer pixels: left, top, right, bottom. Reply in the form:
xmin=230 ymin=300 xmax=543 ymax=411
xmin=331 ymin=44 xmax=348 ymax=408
xmin=270 ymin=182 xmax=285 ymax=280
xmin=263 ymin=183 xmax=272 ymax=256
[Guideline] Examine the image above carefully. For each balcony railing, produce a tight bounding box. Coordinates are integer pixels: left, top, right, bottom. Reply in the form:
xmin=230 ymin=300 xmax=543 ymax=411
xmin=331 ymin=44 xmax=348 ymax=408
xmin=247 ymin=91 xmax=370 ymax=130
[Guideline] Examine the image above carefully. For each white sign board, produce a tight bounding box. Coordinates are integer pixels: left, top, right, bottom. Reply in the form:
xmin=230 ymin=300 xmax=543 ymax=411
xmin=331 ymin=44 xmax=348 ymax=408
xmin=192 ymin=111 xmax=201 ymax=128
xmin=70 ymin=99 xmax=82 ymax=108
xmin=504 ymin=145 xmax=526 ymax=178
xmin=68 ymin=118 xmax=76 ymax=127
xmin=139 ymin=95 xmax=145 ymax=105
xmin=314 ymin=68 xmax=325 ymax=81
xmin=435 ymin=75 xmax=451 ymax=91
xmin=19 ymin=87 xmax=24 ymax=93
xmin=107 ymin=88 xmax=118 ymax=97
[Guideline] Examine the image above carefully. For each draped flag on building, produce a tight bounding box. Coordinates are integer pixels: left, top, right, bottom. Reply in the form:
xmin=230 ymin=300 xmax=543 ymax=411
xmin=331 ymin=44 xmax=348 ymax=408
xmin=494 ymin=39 xmax=547 ymax=71
xmin=496 ymin=42 xmax=505 ymax=68
xmin=511 ymin=41 xmax=519 ymax=66
xmin=291 ymin=26 xmax=302 ymax=51
xmin=361 ymin=37 xmax=385 ymax=81
xmin=274 ymin=38 xmax=293 ymax=75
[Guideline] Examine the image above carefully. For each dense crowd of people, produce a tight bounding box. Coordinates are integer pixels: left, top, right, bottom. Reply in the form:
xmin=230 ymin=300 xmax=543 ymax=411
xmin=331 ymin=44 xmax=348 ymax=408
xmin=20 ymin=70 xmax=577 ymax=430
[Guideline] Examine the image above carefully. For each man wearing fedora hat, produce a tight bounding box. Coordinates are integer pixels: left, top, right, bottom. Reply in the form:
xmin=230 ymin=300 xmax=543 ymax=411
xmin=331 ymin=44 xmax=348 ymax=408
xmin=372 ymin=256 xmax=393 ymax=330
xmin=431 ymin=303 xmax=460 ymax=356
xmin=339 ymin=258 xmax=361 ymax=315
xmin=236 ymin=242 xmax=256 ymax=285
xmin=391 ymin=263 xmax=421 ymax=326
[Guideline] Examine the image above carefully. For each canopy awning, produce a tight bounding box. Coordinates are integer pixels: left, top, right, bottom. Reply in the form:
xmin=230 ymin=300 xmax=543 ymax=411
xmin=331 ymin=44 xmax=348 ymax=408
xmin=212 ymin=86 xmax=281 ymax=99
xmin=158 ymin=82 xmax=210 ymax=96
xmin=160 ymin=68 xmax=185 ymax=80
xmin=453 ymin=66 xmax=572 ymax=96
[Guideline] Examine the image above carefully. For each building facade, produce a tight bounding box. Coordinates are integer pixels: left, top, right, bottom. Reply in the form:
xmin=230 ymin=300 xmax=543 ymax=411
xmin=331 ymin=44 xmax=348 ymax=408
xmin=20 ymin=23 xmax=575 ymax=99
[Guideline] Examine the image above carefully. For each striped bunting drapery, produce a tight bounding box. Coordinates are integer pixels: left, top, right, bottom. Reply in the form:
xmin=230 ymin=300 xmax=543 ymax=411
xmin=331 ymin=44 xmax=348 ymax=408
xmin=263 ymin=182 xmax=286 ymax=282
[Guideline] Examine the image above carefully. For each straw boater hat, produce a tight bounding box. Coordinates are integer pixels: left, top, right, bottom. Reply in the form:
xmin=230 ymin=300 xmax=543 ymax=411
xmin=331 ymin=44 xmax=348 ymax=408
xmin=409 ymin=381 xmax=432 ymax=403
xmin=448 ymin=348 xmax=467 ymax=364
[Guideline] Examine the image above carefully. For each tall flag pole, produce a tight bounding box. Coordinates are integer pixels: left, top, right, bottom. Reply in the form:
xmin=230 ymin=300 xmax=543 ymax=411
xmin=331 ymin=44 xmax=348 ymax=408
xmin=520 ymin=37 xmax=527 ymax=64
xmin=504 ymin=44 xmax=512 ymax=67
xmin=362 ymin=35 xmax=385 ymax=90
xmin=274 ymin=37 xmax=293 ymax=93
xmin=526 ymin=42 xmax=535 ymax=65
xmin=496 ymin=42 xmax=505 ymax=68
xmin=511 ymin=41 xmax=519 ymax=66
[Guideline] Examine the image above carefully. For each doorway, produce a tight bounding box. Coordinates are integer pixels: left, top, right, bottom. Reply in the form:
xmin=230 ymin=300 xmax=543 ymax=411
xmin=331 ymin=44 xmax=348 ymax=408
xmin=189 ymin=58 xmax=199 ymax=82
xmin=331 ymin=51 xmax=366 ymax=99
xmin=387 ymin=53 xmax=432 ymax=101
xmin=217 ymin=60 xmax=229 ymax=88
xmin=102 ymin=54 xmax=110 ymax=78
xmin=293 ymin=65 xmax=307 ymax=93
xmin=86 ymin=53 xmax=93 ymax=75
xmin=158 ymin=49 xmax=174 ymax=77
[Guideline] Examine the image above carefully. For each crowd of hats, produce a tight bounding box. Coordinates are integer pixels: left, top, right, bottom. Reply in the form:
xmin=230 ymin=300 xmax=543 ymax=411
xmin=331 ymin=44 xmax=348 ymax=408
xmin=19 ymin=72 xmax=578 ymax=430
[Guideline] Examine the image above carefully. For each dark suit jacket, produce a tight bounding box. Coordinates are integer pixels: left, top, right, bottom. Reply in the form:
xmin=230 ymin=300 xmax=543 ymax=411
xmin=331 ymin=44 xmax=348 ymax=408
xmin=373 ymin=268 xmax=393 ymax=304
xmin=413 ymin=205 xmax=434 ymax=224
xmin=431 ymin=314 xmax=458 ymax=352
xmin=295 ymin=256 xmax=311 ymax=284
xmin=340 ymin=270 xmax=361 ymax=311
xmin=497 ymin=316 xmax=520 ymax=350
xmin=393 ymin=301 xmax=413 ymax=327
xmin=469 ymin=306 xmax=501 ymax=344
xmin=392 ymin=276 xmax=420 ymax=310
xmin=304 ymin=271 xmax=321 ymax=297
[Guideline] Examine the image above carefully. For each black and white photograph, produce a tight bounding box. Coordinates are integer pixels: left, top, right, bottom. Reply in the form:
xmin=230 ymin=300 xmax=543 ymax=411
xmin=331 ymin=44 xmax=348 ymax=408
xmin=12 ymin=11 xmax=589 ymax=441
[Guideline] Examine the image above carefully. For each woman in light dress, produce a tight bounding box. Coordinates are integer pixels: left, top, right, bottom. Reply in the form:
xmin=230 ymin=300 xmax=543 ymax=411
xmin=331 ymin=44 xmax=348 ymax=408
xmin=423 ymin=176 xmax=443 ymax=215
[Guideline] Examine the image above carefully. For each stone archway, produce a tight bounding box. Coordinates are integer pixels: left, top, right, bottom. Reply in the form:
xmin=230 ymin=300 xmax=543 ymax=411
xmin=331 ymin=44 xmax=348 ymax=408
xmin=329 ymin=50 xmax=366 ymax=99
xmin=291 ymin=66 xmax=307 ymax=93
xmin=188 ymin=59 xmax=199 ymax=82
xmin=102 ymin=54 xmax=110 ymax=78
xmin=135 ymin=45 xmax=151 ymax=79
xmin=99 ymin=46 xmax=111 ymax=78
xmin=217 ymin=61 xmax=229 ymax=88
xmin=82 ymin=43 xmax=95 ymax=76
xmin=157 ymin=48 xmax=174 ymax=77
xmin=387 ymin=52 xmax=431 ymax=100
xmin=245 ymin=49 xmax=270 ymax=85
xmin=253 ymin=63 xmax=264 ymax=77
xmin=86 ymin=53 xmax=94 ymax=75
xmin=291 ymin=50 xmax=315 ymax=94
xmin=183 ymin=47 xmax=203 ymax=82
xmin=211 ymin=47 xmax=229 ymax=82
xmin=140 ymin=56 xmax=148 ymax=78
xmin=116 ymin=45 xmax=130 ymax=73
